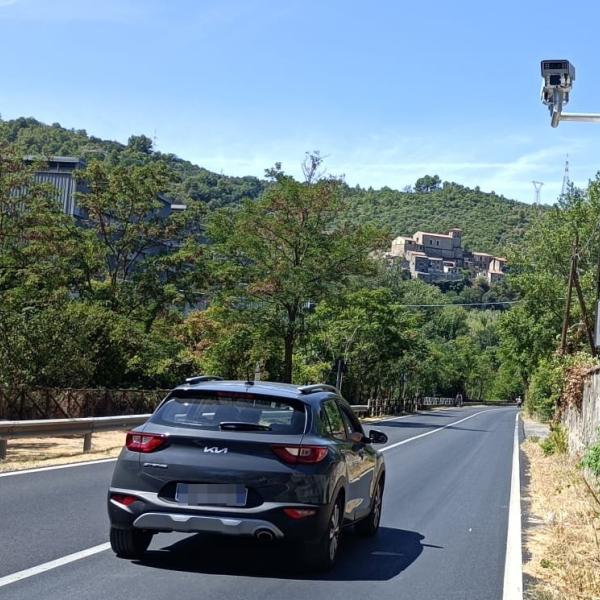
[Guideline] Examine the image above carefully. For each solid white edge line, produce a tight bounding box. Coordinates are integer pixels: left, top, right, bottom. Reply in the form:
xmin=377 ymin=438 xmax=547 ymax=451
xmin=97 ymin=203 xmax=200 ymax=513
xmin=0 ymin=407 xmax=508 ymax=590
xmin=502 ymin=412 xmax=523 ymax=600
xmin=0 ymin=543 xmax=111 ymax=589
xmin=0 ymin=458 xmax=118 ymax=478
xmin=380 ymin=409 xmax=491 ymax=452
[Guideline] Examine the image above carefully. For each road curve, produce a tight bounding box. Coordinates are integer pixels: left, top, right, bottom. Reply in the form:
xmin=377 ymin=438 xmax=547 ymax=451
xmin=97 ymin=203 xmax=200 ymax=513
xmin=0 ymin=406 xmax=518 ymax=600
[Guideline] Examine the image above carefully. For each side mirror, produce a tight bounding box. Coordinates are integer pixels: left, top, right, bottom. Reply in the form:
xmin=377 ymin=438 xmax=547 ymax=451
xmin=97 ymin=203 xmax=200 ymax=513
xmin=368 ymin=429 xmax=388 ymax=445
xmin=349 ymin=431 xmax=365 ymax=444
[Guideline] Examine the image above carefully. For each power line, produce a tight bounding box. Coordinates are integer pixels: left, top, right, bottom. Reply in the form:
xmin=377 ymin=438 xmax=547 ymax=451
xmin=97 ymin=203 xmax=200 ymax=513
xmin=398 ymin=300 xmax=521 ymax=308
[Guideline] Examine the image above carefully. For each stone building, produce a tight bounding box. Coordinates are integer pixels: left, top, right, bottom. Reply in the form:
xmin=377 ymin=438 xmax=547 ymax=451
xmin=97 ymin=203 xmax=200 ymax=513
xmin=388 ymin=228 xmax=506 ymax=283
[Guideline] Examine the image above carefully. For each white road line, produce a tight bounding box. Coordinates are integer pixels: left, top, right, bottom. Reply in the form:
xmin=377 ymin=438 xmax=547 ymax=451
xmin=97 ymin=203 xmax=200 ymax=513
xmin=0 ymin=458 xmax=118 ymax=478
xmin=502 ymin=412 xmax=523 ymax=600
xmin=0 ymin=543 xmax=111 ymax=589
xmin=380 ymin=409 xmax=491 ymax=452
xmin=0 ymin=406 xmax=509 ymax=590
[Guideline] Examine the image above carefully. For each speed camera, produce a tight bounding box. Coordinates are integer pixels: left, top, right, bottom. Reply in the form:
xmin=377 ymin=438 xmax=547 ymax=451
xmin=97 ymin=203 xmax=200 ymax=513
xmin=540 ymin=60 xmax=575 ymax=107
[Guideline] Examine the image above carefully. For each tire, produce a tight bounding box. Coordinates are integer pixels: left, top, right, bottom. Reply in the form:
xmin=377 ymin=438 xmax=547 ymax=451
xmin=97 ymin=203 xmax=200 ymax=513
xmin=302 ymin=495 xmax=344 ymax=572
xmin=110 ymin=527 xmax=153 ymax=559
xmin=355 ymin=478 xmax=383 ymax=537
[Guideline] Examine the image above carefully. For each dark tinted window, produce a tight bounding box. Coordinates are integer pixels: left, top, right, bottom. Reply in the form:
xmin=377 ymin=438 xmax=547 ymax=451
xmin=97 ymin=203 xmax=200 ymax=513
xmin=339 ymin=404 xmax=363 ymax=435
xmin=151 ymin=392 xmax=306 ymax=434
xmin=321 ymin=399 xmax=347 ymax=440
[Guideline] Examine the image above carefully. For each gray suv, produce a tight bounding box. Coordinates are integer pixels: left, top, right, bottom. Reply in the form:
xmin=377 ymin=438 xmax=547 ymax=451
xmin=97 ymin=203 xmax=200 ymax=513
xmin=107 ymin=379 xmax=387 ymax=570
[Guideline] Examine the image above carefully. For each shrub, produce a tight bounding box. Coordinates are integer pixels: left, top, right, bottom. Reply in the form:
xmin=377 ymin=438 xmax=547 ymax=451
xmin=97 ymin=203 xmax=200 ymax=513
xmin=540 ymin=424 xmax=568 ymax=456
xmin=526 ymin=358 xmax=563 ymax=421
xmin=526 ymin=353 xmax=600 ymax=422
xmin=581 ymin=432 xmax=600 ymax=477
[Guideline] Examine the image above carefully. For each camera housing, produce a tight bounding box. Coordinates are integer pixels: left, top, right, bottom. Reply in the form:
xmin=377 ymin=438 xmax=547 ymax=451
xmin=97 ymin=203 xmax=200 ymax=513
xmin=540 ymin=60 xmax=575 ymax=106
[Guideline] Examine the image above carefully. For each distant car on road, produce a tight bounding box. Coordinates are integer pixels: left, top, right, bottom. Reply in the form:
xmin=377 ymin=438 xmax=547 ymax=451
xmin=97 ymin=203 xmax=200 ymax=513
xmin=107 ymin=378 xmax=388 ymax=570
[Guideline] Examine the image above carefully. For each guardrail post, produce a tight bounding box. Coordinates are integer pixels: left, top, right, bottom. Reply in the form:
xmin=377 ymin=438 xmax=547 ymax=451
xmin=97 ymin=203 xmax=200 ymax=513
xmin=83 ymin=432 xmax=93 ymax=453
xmin=0 ymin=438 xmax=7 ymax=460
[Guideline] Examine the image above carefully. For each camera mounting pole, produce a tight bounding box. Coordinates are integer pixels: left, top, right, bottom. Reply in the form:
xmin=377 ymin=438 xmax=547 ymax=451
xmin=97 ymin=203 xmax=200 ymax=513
xmin=541 ymin=60 xmax=600 ymax=127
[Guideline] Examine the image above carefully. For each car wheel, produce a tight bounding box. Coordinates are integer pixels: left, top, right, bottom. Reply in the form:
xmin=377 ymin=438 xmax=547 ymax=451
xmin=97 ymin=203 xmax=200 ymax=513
xmin=303 ymin=495 xmax=343 ymax=571
xmin=110 ymin=526 xmax=153 ymax=559
xmin=355 ymin=478 xmax=383 ymax=537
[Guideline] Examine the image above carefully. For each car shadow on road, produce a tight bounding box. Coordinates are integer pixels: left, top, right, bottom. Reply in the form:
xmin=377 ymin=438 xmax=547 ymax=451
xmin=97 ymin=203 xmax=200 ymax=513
xmin=132 ymin=526 xmax=436 ymax=581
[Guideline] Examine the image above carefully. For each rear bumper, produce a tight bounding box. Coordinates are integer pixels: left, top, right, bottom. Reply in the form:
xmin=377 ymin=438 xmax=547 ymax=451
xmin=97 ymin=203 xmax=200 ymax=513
xmin=133 ymin=512 xmax=285 ymax=538
xmin=108 ymin=487 xmax=329 ymax=542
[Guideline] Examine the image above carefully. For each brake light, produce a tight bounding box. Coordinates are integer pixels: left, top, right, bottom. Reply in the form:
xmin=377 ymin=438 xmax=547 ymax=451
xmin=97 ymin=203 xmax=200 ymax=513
xmin=283 ymin=508 xmax=317 ymax=519
xmin=272 ymin=445 xmax=328 ymax=465
xmin=110 ymin=494 xmax=138 ymax=507
xmin=125 ymin=431 xmax=168 ymax=453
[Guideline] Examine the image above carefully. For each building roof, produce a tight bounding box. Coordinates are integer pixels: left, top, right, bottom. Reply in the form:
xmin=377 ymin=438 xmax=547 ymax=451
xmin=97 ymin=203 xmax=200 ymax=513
xmin=415 ymin=230 xmax=452 ymax=239
xmin=24 ymin=155 xmax=82 ymax=164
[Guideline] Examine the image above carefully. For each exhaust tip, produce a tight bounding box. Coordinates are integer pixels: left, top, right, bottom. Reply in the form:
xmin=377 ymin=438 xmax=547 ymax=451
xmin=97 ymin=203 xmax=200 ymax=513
xmin=255 ymin=528 xmax=275 ymax=542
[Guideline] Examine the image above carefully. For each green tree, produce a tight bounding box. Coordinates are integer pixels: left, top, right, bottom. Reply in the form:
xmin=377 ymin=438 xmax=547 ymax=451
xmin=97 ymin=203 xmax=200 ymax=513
xmin=75 ymin=160 xmax=207 ymax=323
xmin=207 ymin=154 xmax=385 ymax=382
xmin=414 ymin=174 xmax=441 ymax=193
xmin=0 ymin=144 xmax=84 ymax=306
xmin=127 ymin=134 xmax=154 ymax=155
xmin=305 ymin=288 xmax=419 ymax=397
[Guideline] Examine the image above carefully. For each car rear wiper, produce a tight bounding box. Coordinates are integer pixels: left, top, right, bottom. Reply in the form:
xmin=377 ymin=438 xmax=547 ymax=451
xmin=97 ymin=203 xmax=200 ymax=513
xmin=219 ymin=422 xmax=272 ymax=431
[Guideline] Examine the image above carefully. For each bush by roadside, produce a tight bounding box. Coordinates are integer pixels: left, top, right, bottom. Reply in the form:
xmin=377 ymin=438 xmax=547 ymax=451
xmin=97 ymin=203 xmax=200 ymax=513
xmin=526 ymin=353 xmax=600 ymax=423
xmin=539 ymin=424 xmax=568 ymax=456
xmin=582 ymin=433 xmax=600 ymax=479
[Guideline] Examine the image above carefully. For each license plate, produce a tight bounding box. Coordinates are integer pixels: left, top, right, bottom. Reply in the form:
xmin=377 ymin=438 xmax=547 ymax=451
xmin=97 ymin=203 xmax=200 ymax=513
xmin=175 ymin=483 xmax=247 ymax=507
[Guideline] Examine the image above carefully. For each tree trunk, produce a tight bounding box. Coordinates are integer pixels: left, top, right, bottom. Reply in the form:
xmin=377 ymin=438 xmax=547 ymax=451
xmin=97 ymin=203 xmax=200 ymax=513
xmin=283 ymin=331 xmax=294 ymax=383
xmin=282 ymin=305 xmax=298 ymax=384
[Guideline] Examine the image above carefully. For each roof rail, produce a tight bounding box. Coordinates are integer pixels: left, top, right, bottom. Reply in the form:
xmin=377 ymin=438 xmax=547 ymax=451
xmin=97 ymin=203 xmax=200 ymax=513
xmin=298 ymin=384 xmax=340 ymax=395
xmin=185 ymin=375 xmax=224 ymax=385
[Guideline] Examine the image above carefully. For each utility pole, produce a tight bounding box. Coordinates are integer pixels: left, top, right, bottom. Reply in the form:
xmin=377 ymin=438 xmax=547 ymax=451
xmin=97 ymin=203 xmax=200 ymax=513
xmin=532 ymin=180 xmax=544 ymax=205
xmin=560 ymin=155 xmax=570 ymax=197
xmin=335 ymin=358 xmax=345 ymax=390
xmin=573 ymin=266 xmax=596 ymax=356
xmin=560 ymin=240 xmax=576 ymax=354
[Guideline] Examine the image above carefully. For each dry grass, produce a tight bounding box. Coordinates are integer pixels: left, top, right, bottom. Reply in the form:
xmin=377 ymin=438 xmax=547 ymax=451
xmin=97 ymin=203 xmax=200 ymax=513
xmin=0 ymin=430 xmax=126 ymax=473
xmin=523 ymin=440 xmax=600 ymax=600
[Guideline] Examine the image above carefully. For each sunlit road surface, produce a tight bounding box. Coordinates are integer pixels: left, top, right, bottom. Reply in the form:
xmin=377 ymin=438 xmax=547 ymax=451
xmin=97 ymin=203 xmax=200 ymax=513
xmin=0 ymin=406 xmax=519 ymax=600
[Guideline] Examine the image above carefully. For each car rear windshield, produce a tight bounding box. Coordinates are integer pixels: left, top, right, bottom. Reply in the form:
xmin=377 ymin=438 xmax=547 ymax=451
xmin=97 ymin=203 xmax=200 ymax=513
xmin=150 ymin=391 xmax=306 ymax=434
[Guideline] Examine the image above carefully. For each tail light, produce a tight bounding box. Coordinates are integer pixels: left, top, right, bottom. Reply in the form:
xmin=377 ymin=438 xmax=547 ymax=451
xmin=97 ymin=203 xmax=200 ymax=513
xmin=110 ymin=494 xmax=138 ymax=507
xmin=283 ymin=508 xmax=317 ymax=519
xmin=272 ymin=445 xmax=328 ymax=465
xmin=125 ymin=431 xmax=168 ymax=453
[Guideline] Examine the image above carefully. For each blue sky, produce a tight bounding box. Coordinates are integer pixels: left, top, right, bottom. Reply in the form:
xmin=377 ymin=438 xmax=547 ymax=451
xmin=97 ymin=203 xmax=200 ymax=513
xmin=1 ymin=0 xmax=599 ymax=203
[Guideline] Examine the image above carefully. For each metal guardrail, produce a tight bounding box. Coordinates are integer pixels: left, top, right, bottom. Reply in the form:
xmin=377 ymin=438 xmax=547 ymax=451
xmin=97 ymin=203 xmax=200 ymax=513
xmin=421 ymin=397 xmax=457 ymax=407
xmin=0 ymin=406 xmax=370 ymax=460
xmin=0 ymin=414 xmax=151 ymax=460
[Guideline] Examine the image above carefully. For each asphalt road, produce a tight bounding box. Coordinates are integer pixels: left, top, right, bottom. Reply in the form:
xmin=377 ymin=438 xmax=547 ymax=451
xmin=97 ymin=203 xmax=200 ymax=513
xmin=0 ymin=406 xmax=518 ymax=600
